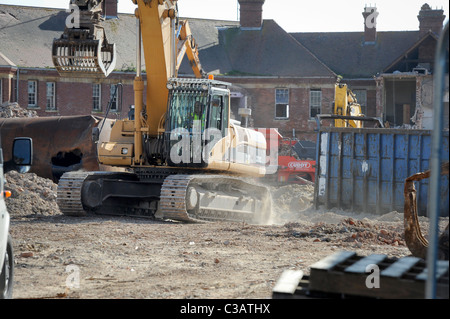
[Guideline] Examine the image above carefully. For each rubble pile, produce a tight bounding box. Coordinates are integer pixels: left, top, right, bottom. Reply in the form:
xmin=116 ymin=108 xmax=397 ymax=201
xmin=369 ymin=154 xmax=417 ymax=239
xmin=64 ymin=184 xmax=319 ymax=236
xmin=276 ymin=217 xmax=406 ymax=247
xmin=0 ymin=101 xmax=38 ymax=118
xmin=271 ymin=184 xmax=314 ymax=214
xmin=4 ymin=171 xmax=61 ymax=217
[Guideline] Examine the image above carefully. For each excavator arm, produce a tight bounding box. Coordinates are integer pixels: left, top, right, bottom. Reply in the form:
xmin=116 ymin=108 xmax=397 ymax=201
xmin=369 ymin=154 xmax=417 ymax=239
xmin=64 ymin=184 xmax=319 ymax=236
xmin=334 ymin=82 xmax=364 ymax=128
xmin=52 ymin=0 xmax=206 ymax=142
xmin=176 ymin=20 xmax=206 ymax=78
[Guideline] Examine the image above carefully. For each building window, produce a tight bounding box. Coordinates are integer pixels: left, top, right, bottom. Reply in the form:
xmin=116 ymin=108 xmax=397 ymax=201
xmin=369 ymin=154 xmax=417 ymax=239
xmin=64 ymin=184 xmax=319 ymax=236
xmin=28 ymin=80 xmax=37 ymax=107
xmin=310 ymin=89 xmax=322 ymax=119
xmin=46 ymin=82 xmax=56 ymax=110
xmin=93 ymin=84 xmax=101 ymax=111
xmin=110 ymin=84 xmax=120 ymax=112
xmin=353 ymin=89 xmax=367 ymax=114
xmin=275 ymin=88 xmax=289 ymax=119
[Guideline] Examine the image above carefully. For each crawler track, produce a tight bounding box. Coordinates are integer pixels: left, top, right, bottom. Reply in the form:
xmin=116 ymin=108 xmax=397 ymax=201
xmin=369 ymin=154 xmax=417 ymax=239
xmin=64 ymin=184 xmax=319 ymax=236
xmin=57 ymin=171 xmax=272 ymax=223
xmin=56 ymin=171 xmax=91 ymax=216
xmin=160 ymin=174 xmax=272 ymax=223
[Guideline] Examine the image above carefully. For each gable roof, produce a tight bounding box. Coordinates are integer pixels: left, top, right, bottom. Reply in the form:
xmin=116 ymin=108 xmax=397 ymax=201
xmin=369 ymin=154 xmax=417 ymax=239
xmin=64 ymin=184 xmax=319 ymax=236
xmin=0 ymin=4 xmax=335 ymax=78
xmin=0 ymin=51 xmax=15 ymax=67
xmin=181 ymin=19 xmax=336 ymax=77
xmin=382 ymin=31 xmax=438 ymax=73
xmin=291 ymin=31 xmax=424 ymax=78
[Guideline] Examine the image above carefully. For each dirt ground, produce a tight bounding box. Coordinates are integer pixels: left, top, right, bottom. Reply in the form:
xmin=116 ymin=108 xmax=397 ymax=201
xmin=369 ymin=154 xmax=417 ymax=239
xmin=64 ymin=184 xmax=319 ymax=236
xmin=5 ymin=171 xmax=448 ymax=299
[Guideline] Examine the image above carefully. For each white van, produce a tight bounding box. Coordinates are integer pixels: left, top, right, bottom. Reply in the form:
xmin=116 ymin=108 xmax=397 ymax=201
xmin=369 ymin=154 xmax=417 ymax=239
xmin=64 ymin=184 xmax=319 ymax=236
xmin=0 ymin=137 xmax=33 ymax=299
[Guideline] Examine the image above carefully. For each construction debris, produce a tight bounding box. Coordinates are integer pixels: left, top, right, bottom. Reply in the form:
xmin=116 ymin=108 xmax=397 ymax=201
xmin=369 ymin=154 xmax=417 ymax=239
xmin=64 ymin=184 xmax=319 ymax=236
xmin=0 ymin=102 xmax=38 ymax=118
xmin=5 ymin=171 xmax=61 ymax=217
xmin=404 ymin=162 xmax=449 ymax=260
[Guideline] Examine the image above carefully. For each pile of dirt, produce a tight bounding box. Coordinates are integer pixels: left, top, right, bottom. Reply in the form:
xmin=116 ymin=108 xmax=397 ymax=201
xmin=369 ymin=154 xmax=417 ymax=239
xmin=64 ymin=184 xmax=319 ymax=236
xmin=0 ymin=101 xmax=38 ymax=118
xmin=4 ymin=171 xmax=61 ymax=217
xmin=266 ymin=183 xmax=448 ymax=248
xmin=270 ymin=184 xmax=314 ymax=217
xmin=271 ymin=217 xmax=406 ymax=248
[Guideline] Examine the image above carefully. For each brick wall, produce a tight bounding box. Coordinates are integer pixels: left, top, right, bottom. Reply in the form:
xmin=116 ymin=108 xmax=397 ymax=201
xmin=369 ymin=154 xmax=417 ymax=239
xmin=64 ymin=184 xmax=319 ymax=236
xmin=221 ymin=76 xmax=335 ymax=140
xmin=0 ymin=66 xmax=17 ymax=104
xmin=4 ymin=68 xmax=382 ymax=141
xmin=13 ymin=68 xmax=137 ymax=119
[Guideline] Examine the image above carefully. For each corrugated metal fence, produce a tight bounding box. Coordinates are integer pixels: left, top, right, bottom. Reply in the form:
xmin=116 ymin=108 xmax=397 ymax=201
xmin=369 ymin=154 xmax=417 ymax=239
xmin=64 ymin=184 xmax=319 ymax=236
xmin=313 ymin=127 xmax=449 ymax=216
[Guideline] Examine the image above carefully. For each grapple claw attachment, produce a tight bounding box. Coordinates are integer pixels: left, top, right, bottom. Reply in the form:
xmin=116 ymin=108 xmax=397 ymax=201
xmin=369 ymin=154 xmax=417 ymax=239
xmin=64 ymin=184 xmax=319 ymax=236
xmin=52 ymin=29 xmax=116 ymax=78
xmin=52 ymin=2 xmax=116 ymax=78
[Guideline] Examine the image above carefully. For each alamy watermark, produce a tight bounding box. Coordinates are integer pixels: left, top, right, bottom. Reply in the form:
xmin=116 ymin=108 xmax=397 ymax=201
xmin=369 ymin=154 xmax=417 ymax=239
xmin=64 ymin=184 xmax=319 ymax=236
xmin=169 ymin=123 xmax=279 ymax=174
xmin=365 ymin=264 xmax=380 ymax=289
xmin=364 ymin=7 xmax=379 ymax=29
xmin=66 ymin=4 xmax=80 ymax=28
xmin=65 ymin=264 xmax=80 ymax=289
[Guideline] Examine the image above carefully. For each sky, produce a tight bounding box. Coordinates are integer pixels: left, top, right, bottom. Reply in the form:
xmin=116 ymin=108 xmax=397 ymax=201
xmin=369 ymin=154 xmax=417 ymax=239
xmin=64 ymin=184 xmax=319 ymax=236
xmin=0 ymin=0 xmax=448 ymax=32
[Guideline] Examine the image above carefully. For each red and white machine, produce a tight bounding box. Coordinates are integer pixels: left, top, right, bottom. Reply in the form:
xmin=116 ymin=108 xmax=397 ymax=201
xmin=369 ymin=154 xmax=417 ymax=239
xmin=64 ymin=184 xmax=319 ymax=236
xmin=263 ymin=129 xmax=316 ymax=184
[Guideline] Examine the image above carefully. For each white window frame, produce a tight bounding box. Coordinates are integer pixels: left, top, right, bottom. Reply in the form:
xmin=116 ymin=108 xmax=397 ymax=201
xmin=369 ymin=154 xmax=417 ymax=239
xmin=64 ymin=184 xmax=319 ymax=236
xmin=93 ymin=83 xmax=102 ymax=111
xmin=110 ymin=84 xmax=119 ymax=112
xmin=28 ymin=80 xmax=37 ymax=107
xmin=46 ymin=82 xmax=56 ymax=110
xmin=275 ymin=88 xmax=289 ymax=119
xmin=310 ymin=89 xmax=322 ymax=119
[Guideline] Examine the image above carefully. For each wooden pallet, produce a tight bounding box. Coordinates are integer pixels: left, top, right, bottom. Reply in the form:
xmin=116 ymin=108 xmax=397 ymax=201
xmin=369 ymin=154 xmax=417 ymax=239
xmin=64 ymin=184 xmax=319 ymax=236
xmin=272 ymin=251 xmax=449 ymax=299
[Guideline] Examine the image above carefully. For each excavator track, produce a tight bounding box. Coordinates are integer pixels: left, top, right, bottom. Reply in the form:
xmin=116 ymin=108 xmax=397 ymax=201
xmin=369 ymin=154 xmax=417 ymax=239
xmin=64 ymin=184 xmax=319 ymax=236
xmin=160 ymin=174 xmax=272 ymax=223
xmin=57 ymin=171 xmax=272 ymax=224
xmin=57 ymin=171 xmax=91 ymax=216
xmin=57 ymin=170 xmax=133 ymax=217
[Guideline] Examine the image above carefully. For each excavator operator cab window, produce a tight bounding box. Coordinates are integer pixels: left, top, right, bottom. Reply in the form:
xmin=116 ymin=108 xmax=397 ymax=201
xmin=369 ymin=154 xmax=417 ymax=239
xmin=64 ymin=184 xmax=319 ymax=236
xmin=168 ymin=90 xmax=208 ymax=132
xmin=208 ymin=90 xmax=229 ymax=138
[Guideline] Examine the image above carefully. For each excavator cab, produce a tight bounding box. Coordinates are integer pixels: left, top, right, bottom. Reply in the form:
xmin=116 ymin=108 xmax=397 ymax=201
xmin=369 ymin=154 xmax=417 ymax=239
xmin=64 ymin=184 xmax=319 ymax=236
xmin=165 ymin=78 xmax=230 ymax=167
xmin=52 ymin=0 xmax=116 ymax=77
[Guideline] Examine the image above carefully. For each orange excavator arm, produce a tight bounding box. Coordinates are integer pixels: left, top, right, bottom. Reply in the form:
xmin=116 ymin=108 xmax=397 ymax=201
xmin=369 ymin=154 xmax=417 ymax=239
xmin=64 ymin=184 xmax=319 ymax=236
xmin=176 ymin=20 xmax=206 ymax=78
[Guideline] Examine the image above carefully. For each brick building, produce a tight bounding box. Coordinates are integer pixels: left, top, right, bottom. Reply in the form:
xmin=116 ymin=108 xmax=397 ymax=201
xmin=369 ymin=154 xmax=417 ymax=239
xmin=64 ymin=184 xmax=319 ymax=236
xmin=0 ymin=1 xmax=448 ymax=139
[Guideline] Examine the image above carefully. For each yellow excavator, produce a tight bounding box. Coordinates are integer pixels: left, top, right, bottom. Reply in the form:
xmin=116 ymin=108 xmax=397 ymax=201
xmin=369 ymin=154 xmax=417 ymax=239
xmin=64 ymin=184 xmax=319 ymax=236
xmin=333 ymin=79 xmax=364 ymax=128
xmin=53 ymin=0 xmax=271 ymax=223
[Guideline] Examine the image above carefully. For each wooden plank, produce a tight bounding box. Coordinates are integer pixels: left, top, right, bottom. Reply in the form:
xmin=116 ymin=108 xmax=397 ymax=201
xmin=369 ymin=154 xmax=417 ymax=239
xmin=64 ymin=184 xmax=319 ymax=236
xmin=274 ymin=253 xmax=449 ymax=299
xmin=345 ymin=254 xmax=387 ymax=274
xmin=381 ymin=256 xmax=421 ymax=278
xmin=416 ymin=260 xmax=449 ymax=281
xmin=272 ymin=270 xmax=304 ymax=296
xmin=310 ymin=251 xmax=356 ymax=271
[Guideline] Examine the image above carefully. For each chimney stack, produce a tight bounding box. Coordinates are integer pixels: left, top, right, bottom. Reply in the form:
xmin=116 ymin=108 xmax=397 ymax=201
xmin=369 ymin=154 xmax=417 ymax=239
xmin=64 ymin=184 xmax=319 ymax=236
xmin=418 ymin=3 xmax=446 ymax=36
xmin=102 ymin=0 xmax=118 ymax=19
xmin=362 ymin=6 xmax=378 ymax=43
xmin=238 ymin=0 xmax=265 ymax=29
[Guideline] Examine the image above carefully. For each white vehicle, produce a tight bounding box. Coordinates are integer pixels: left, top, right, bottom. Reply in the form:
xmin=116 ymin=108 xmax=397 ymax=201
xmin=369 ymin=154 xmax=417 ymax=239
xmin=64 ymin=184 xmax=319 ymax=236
xmin=0 ymin=137 xmax=33 ymax=299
